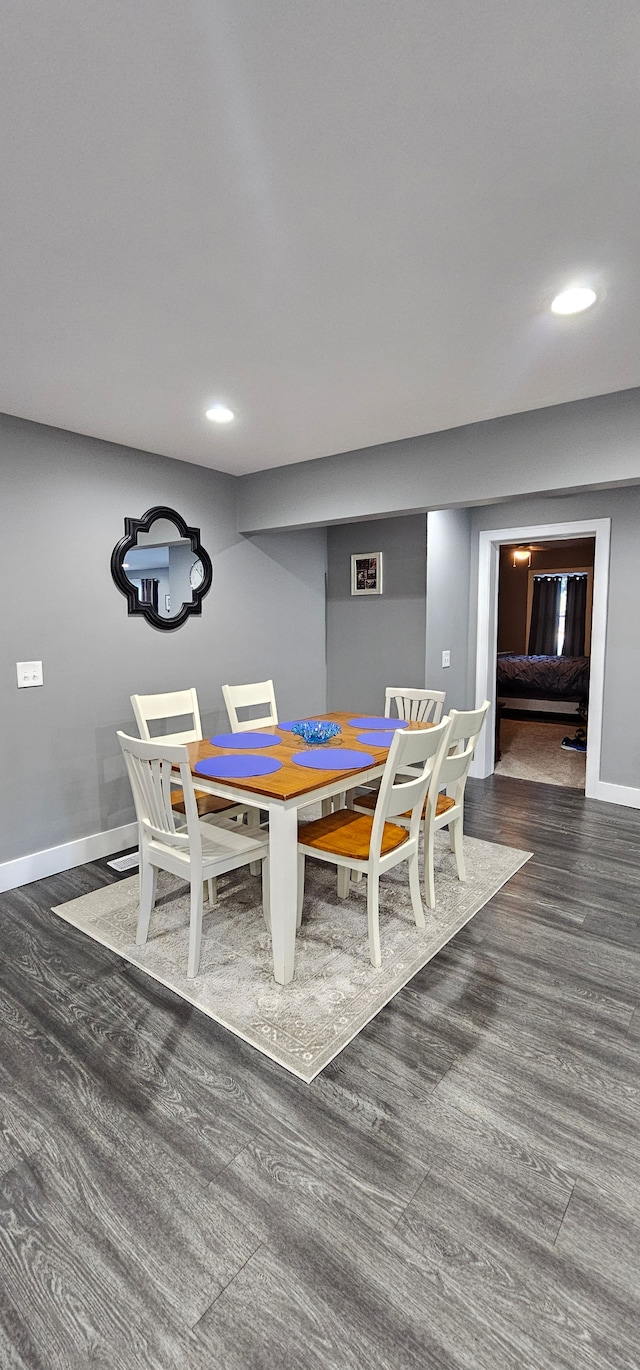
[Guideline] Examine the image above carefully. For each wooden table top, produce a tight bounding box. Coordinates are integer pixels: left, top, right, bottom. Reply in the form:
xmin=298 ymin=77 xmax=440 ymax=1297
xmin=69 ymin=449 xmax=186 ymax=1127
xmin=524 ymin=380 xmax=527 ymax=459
xmin=185 ymin=711 xmax=429 ymax=803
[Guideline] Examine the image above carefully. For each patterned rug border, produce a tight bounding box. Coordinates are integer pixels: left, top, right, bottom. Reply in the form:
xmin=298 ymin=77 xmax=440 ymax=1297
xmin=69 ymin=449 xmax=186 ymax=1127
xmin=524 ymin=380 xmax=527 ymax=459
xmin=52 ymin=839 xmax=531 ymax=1083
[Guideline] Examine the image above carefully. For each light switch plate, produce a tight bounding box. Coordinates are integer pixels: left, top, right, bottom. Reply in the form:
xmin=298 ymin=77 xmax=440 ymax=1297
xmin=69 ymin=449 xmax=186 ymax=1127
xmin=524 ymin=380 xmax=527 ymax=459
xmin=17 ymin=661 xmax=43 ymax=688
xmin=442 ymin=650 xmax=451 ymax=668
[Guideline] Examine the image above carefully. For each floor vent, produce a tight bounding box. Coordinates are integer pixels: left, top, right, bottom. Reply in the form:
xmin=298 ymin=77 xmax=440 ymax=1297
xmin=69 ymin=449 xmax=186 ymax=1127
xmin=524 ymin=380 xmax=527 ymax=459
xmin=107 ymin=851 xmax=140 ymax=872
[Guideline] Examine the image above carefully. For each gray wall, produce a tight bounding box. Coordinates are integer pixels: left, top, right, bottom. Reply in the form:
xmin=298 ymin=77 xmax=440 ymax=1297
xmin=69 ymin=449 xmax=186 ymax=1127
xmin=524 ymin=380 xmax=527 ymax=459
xmin=326 ymin=515 xmax=427 ymax=714
xmin=169 ymin=542 xmax=196 ymax=617
xmin=1 ymin=413 xmax=327 ymax=864
xmin=236 ymin=382 xmax=640 ymax=793
xmin=468 ymin=489 xmax=640 ymax=788
xmin=425 ymin=509 xmax=472 ymax=711
xmin=237 ymin=387 xmax=640 ymax=533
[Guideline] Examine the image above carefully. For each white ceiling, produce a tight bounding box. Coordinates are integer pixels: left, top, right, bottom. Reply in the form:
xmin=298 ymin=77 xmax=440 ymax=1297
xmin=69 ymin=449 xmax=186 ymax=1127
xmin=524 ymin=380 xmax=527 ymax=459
xmin=1 ymin=1 xmax=639 ymax=476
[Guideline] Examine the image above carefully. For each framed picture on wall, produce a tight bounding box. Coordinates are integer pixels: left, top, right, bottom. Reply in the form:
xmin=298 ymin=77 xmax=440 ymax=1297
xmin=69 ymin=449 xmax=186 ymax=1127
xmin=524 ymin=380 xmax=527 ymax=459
xmin=351 ymin=551 xmax=383 ymax=595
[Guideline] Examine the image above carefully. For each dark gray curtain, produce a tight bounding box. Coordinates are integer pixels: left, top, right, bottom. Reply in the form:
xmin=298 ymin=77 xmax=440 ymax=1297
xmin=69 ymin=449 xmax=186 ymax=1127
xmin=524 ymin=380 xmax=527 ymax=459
xmin=528 ymin=576 xmax=561 ymax=655
xmin=562 ymin=575 xmax=588 ymax=656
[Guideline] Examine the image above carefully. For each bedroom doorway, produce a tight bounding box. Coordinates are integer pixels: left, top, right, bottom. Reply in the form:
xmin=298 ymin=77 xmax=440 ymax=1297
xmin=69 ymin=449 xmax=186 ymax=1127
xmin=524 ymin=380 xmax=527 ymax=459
xmin=472 ymin=518 xmax=611 ymax=801
xmin=494 ymin=537 xmax=595 ymax=790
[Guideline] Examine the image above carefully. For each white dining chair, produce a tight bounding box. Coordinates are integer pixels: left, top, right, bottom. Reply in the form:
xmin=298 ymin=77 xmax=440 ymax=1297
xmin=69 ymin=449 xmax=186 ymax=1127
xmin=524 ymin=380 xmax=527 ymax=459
xmin=131 ymin=689 xmax=249 ymax=822
xmin=222 ymin=680 xmax=278 ymax=732
xmin=419 ymin=701 xmax=489 ymax=906
xmin=359 ymin=702 xmax=489 ymax=909
xmin=131 ymin=688 xmax=260 ymax=893
xmin=348 ymin=687 xmax=449 ymax=848
xmin=117 ymin=732 xmax=270 ymax=979
xmin=296 ymin=717 xmax=453 ymax=968
xmin=385 ymin=686 xmax=447 ymax=725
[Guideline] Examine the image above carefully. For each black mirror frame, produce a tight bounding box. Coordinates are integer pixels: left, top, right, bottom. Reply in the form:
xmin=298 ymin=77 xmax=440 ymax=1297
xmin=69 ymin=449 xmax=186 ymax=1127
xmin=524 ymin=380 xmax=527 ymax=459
xmin=110 ymin=505 xmax=213 ymax=631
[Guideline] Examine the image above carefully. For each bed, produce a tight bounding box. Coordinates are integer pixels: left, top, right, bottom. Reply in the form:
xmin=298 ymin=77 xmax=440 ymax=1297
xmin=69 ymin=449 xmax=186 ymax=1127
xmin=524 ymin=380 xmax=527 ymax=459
xmin=496 ymin=654 xmax=590 ymax=703
xmin=495 ymin=655 xmax=590 ymax=760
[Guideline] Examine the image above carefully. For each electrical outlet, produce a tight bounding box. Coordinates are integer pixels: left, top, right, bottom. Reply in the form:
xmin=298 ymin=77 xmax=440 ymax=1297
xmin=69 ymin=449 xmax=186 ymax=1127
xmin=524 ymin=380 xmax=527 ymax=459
xmin=17 ymin=661 xmax=43 ymax=688
xmin=442 ymin=650 xmax=451 ymax=668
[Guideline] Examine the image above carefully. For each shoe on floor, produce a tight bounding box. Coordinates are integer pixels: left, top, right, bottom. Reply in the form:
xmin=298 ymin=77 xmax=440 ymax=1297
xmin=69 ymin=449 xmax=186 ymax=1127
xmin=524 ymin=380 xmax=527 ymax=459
xmin=561 ymin=736 xmax=586 ymax=752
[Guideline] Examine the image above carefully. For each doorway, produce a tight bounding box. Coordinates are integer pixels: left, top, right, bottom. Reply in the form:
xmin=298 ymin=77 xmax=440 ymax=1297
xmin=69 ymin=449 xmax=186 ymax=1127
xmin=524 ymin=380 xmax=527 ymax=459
xmin=494 ymin=537 xmax=595 ymax=789
xmin=471 ymin=518 xmax=611 ymax=800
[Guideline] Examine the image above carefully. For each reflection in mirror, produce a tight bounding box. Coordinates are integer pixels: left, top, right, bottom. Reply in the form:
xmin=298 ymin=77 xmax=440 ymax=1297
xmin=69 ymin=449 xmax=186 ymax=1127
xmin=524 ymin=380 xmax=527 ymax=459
xmin=111 ymin=507 xmax=212 ymax=631
xmin=122 ymin=535 xmax=200 ymax=619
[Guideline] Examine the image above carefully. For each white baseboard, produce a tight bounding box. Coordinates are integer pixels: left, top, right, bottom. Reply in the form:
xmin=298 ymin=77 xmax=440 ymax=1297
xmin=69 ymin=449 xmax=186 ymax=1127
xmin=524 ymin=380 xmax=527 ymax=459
xmin=591 ymin=782 xmax=640 ymax=810
xmin=0 ymin=822 xmax=138 ymax=894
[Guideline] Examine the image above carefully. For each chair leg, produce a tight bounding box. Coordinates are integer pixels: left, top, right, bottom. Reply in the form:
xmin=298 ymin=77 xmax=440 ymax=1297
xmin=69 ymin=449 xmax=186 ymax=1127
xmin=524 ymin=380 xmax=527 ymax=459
xmin=321 ymin=798 xmax=332 ymax=817
xmin=187 ymin=876 xmax=204 ymax=978
xmin=367 ymin=873 xmax=382 ymax=969
xmin=408 ymin=851 xmax=425 ymax=928
xmin=297 ymin=853 xmax=305 ymax=928
xmin=205 ymin=877 xmax=217 ymax=905
xmin=450 ymin=816 xmax=466 ymax=881
xmin=137 ymin=858 xmax=157 ymax=947
xmin=424 ymin=821 xmax=436 ymax=910
xmin=337 ymin=864 xmax=350 ymax=899
xmin=261 ymin=857 xmax=271 ymax=933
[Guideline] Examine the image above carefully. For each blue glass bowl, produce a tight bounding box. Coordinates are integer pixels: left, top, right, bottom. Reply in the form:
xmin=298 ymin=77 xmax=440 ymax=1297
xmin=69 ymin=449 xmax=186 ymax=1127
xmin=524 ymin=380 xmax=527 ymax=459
xmin=291 ymin=720 xmax=342 ymax=746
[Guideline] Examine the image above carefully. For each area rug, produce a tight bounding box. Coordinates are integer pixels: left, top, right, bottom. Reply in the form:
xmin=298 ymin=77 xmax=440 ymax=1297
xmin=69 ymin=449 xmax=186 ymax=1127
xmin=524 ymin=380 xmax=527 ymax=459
xmin=52 ymin=832 xmax=530 ymax=1082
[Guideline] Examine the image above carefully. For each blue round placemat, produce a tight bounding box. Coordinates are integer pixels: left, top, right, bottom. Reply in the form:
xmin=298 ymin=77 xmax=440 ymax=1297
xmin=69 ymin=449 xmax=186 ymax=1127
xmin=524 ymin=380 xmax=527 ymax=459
xmin=208 ymin=731 xmax=280 ymax=749
xmin=292 ymin=748 xmax=375 ymax=771
xmin=278 ymin=719 xmax=314 ymax=732
xmin=348 ymin=716 xmax=409 ymax=730
xmin=195 ymin=755 xmax=282 ymax=780
xmin=356 ymin=731 xmax=394 ymax=748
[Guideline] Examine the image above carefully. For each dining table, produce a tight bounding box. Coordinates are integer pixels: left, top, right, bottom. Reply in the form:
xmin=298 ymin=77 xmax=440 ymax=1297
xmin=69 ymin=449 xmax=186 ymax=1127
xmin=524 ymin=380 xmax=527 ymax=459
xmin=183 ymin=710 xmax=429 ymax=984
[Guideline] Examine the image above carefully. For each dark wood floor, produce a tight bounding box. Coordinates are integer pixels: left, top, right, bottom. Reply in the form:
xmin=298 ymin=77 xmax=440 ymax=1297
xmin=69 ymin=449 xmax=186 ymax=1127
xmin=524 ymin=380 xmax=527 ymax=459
xmin=1 ymin=776 xmax=639 ymax=1370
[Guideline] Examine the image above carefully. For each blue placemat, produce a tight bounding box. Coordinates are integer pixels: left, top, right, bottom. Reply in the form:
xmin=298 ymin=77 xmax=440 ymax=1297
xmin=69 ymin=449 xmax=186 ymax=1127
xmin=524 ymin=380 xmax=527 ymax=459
xmin=209 ymin=731 xmax=280 ymax=749
xmin=278 ymin=719 xmax=315 ymax=732
xmin=356 ymin=731 xmax=394 ymax=748
xmin=292 ymin=748 xmax=375 ymax=772
xmin=348 ymin=716 xmax=409 ymax=730
xmin=195 ymin=755 xmax=282 ymax=780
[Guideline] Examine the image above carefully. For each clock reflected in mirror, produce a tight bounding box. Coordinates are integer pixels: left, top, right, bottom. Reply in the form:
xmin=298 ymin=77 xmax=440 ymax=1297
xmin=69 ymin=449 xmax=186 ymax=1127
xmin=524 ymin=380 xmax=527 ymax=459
xmin=189 ymin=557 xmax=205 ymax=592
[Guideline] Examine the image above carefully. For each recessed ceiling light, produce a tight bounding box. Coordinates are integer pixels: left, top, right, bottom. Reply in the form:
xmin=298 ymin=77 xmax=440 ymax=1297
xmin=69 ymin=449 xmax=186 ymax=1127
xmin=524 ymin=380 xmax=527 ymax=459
xmin=550 ymin=287 xmax=597 ymax=316
xmin=205 ymin=403 xmax=235 ymax=423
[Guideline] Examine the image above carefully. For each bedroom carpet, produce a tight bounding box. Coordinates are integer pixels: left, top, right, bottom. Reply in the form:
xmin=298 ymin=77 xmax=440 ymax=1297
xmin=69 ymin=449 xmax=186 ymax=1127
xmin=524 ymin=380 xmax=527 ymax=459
xmin=495 ymin=717 xmax=586 ymax=788
xmin=52 ymin=831 xmax=530 ymax=1082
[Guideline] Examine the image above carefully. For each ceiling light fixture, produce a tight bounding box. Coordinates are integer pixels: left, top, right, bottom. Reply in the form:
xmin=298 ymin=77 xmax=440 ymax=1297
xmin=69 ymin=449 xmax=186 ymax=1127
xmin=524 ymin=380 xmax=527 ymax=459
xmin=512 ymin=548 xmax=532 ymax=568
xmin=205 ymin=403 xmax=235 ymax=423
xmin=550 ymin=287 xmax=597 ymax=316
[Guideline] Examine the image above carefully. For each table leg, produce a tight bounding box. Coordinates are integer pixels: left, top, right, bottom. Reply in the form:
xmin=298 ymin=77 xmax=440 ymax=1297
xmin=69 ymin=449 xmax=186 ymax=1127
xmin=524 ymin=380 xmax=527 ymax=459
xmin=267 ymin=804 xmax=299 ymax=984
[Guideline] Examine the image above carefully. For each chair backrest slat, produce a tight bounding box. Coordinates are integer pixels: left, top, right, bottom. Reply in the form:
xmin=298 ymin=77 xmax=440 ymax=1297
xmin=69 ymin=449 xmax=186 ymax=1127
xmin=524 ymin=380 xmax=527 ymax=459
xmin=131 ymin=689 xmax=203 ymax=745
xmin=222 ymin=680 xmax=278 ymax=732
xmin=385 ymin=687 xmax=446 ymax=725
xmin=370 ymin=718 xmax=453 ymax=851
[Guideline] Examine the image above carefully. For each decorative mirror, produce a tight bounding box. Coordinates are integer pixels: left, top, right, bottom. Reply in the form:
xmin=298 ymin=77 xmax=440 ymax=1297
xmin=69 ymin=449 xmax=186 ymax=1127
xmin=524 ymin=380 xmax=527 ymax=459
xmin=110 ymin=506 xmax=213 ymax=630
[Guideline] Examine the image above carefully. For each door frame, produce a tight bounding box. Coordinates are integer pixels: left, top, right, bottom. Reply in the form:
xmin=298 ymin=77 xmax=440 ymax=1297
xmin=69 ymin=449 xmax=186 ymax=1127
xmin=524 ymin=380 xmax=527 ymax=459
xmin=471 ymin=518 xmax=611 ymax=799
